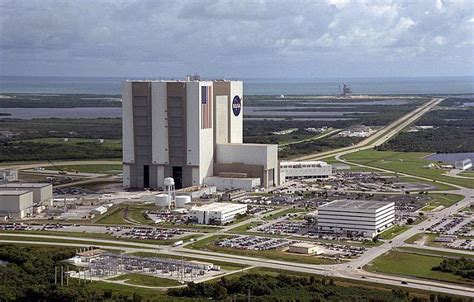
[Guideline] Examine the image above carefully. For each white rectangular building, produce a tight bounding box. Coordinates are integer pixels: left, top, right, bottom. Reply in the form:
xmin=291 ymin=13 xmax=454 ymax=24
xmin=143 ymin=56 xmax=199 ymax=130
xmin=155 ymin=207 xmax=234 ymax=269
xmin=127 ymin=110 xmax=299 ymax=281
xmin=0 ymin=190 xmax=34 ymax=219
xmin=122 ymin=79 xmax=278 ymax=190
xmin=280 ymin=161 xmax=332 ymax=183
xmin=188 ymin=202 xmax=247 ymax=225
xmin=454 ymin=159 xmax=472 ymax=171
xmin=317 ymin=199 xmax=395 ymax=238
xmin=0 ymin=183 xmax=53 ymax=206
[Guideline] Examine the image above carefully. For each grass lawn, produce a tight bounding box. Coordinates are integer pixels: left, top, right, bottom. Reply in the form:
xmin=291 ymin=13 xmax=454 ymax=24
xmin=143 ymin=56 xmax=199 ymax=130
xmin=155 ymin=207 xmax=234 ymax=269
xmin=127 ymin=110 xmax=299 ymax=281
xmin=109 ymin=273 xmax=181 ymax=287
xmin=423 ymin=193 xmax=465 ymax=210
xmin=398 ymin=246 xmax=474 ymax=259
xmin=343 ymin=150 xmax=474 ymax=189
xmin=378 ymin=225 xmax=410 ymax=240
xmin=25 ymin=137 xmax=121 ymax=149
xmin=364 ymin=250 xmax=473 ymax=286
xmin=404 ymin=233 xmax=441 ymax=245
xmin=188 ymin=235 xmax=339 ymax=265
xmin=459 ymin=171 xmax=474 ymax=177
xmin=228 ymin=221 xmax=262 ymax=234
xmin=263 ymin=208 xmax=306 ymax=221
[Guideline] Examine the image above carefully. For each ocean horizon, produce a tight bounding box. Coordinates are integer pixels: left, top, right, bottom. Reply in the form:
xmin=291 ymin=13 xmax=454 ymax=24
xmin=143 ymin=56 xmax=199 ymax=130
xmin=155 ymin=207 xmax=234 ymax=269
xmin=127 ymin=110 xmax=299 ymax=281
xmin=0 ymin=75 xmax=473 ymax=95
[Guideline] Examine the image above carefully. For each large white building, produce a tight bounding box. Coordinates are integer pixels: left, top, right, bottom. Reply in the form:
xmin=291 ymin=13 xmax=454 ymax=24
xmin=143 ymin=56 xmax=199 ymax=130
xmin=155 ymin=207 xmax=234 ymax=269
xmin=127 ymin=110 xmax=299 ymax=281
xmin=454 ymin=159 xmax=472 ymax=171
xmin=188 ymin=202 xmax=247 ymax=225
xmin=122 ymin=79 xmax=278 ymax=190
xmin=280 ymin=161 xmax=332 ymax=183
xmin=0 ymin=190 xmax=34 ymax=219
xmin=317 ymin=199 xmax=395 ymax=238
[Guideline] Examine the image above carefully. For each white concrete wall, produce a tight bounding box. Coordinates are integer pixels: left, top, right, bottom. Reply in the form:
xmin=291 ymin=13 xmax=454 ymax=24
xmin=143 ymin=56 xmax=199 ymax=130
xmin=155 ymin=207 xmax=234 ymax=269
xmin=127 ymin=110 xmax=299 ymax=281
xmin=123 ymin=165 xmax=131 ymax=188
xmin=215 ymin=95 xmax=229 ymax=144
xmin=186 ymin=82 xmax=200 ymax=167
xmin=203 ymin=176 xmax=260 ymax=191
xmin=229 ymin=81 xmax=243 ymax=143
xmin=151 ymin=82 xmax=169 ymax=165
xmin=198 ymin=82 xmax=214 ymax=183
xmin=122 ymin=81 xmax=135 ymax=163
xmin=216 ymin=143 xmax=277 ymax=169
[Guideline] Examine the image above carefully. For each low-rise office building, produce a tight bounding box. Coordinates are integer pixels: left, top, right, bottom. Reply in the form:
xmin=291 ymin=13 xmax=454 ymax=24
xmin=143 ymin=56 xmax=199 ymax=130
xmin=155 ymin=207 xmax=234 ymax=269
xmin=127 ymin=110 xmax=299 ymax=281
xmin=188 ymin=202 xmax=247 ymax=225
xmin=280 ymin=161 xmax=332 ymax=183
xmin=317 ymin=199 xmax=395 ymax=238
xmin=0 ymin=190 xmax=34 ymax=219
xmin=288 ymin=242 xmax=322 ymax=254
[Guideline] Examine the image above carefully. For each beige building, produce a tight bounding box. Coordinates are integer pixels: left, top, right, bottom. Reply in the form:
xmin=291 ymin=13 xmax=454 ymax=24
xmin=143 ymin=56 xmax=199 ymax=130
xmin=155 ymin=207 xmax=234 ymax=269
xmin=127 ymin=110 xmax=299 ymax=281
xmin=0 ymin=190 xmax=34 ymax=219
xmin=0 ymin=183 xmax=53 ymax=206
xmin=288 ymin=242 xmax=322 ymax=254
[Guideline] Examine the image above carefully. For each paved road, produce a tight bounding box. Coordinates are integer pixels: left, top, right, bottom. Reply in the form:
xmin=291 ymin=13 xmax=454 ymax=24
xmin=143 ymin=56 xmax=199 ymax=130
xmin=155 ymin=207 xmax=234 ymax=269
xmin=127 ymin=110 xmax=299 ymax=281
xmin=296 ymin=98 xmax=442 ymax=161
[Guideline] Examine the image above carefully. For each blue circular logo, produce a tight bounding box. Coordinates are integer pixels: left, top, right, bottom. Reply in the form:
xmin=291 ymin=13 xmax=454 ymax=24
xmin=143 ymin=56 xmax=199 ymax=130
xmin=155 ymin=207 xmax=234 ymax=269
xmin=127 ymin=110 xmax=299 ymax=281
xmin=232 ymin=95 xmax=241 ymax=116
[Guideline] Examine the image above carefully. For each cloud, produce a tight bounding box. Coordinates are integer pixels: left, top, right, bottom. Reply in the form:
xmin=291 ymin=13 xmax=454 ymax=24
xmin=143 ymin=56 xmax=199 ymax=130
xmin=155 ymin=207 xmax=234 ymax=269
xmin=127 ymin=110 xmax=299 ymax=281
xmin=0 ymin=0 xmax=472 ymax=77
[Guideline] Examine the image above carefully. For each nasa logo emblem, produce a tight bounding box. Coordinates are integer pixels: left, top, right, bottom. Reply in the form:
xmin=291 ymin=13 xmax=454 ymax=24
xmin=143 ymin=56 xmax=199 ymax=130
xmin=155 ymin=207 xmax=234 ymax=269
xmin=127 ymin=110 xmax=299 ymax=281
xmin=232 ymin=95 xmax=241 ymax=116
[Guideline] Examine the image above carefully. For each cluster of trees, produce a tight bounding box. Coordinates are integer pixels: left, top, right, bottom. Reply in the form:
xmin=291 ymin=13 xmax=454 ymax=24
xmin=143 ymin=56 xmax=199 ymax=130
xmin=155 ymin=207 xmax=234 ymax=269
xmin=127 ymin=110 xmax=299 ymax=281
xmin=168 ymin=273 xmax=430 ymax=301
xmin=378 ymin=98 xmax=473 ymax=153
xmin=376 ymin=127 xmax=474 ymax=153
xmin=432 ymin=258 xmax=474 ymax=280
xmin=0 ymin=141 xmax=121 ymax=161
xmin=0 ymin=244 xmax=142 ymax=301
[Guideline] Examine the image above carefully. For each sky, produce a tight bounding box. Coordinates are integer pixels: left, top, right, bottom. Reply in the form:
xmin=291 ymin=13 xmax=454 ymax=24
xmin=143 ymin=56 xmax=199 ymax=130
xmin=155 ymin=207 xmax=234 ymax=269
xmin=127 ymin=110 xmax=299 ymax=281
xmin=0 ymin=0 xmax=473 ymax=78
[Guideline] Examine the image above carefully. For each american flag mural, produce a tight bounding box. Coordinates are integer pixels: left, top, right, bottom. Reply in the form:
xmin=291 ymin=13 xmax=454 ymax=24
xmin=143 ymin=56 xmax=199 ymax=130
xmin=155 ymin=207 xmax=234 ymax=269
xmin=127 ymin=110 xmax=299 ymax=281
xmin=201 ymin=85 xmax=213 ymax=129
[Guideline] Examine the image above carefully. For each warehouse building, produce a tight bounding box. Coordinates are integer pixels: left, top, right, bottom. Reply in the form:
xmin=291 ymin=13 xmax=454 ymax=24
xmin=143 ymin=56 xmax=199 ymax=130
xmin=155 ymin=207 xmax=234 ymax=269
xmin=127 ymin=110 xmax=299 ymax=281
xmin=122 ymin=78 xmax=278 ymax=190
xmin=188 ymin=202 xmax=247 ymax=225
xmin=0 ymin=183 xmax=53 ymax=206
xmin=280 ymin=161 xmax=332 ymax=183
xmin=0 ymin=190 xmax=34 ymax=219
xmin=288 ymin=242 xmax=323 ymax=255
xmin=317 ymin=199 xmax=395 ymax=238
xmin=454 ymin=159 xmax=472 ymax=171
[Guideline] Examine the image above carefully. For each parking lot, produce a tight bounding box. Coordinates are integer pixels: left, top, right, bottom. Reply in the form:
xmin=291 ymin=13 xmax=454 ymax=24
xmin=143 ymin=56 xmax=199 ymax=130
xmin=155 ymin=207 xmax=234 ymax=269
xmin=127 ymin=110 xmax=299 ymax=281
xmin=215 ymin=235 xmax=299 ymax=251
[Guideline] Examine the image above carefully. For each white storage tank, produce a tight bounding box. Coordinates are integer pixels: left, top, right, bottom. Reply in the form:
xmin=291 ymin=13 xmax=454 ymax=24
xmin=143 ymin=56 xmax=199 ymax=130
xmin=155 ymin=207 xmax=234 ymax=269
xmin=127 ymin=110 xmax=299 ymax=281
xmin=175 ymin=195 xmax=191 ymax=208
xmin=164 ymin=177 xmax=175 ymax=187
xmin=155 ymin=194 xmax=171 ymax=207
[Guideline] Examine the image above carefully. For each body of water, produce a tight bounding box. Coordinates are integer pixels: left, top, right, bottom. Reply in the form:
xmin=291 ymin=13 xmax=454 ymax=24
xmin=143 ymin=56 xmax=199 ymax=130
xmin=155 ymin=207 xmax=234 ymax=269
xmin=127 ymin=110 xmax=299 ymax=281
xmin=426 ymin=152 xmax=474 ymax=165
xmin=0 ymin=107 xmax=122 ymax=119
xmin=0 ymin=76 xmax=473 ymax=95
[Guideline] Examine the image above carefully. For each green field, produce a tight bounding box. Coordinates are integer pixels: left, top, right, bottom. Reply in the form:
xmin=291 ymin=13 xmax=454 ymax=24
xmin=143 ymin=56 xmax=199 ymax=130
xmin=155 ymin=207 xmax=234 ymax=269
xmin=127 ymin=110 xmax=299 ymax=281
xmin=262 ymin=208 xmax=306 ymax=221
xmin=459 ymin=171 xmax=474 ymax=177
xmin=378 ymin=225 xmax=410 ymax=240
xmin=25 ymin=137 xmax=121 ymax=148
xmin=188 ymin=235 xmax=339 ymax=265
xmin=364 ymin=250 xmax=473 ymax=285
xmin=343 ymin=150 xmax=474 ymax=188
xmin=423 ymin=193 xmax=465 ymax=211
xmin=109 ymin=273 xmax=181 ymax=287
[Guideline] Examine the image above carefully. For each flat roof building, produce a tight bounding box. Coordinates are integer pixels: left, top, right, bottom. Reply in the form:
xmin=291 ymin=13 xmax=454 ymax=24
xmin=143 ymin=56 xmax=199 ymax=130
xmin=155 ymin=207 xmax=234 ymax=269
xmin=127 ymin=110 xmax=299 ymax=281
xmin=188 ymin=202 xmax=247 ymax=225
xmin=288 ymin=242 xmax=323 ymax=254
xmin=455 ymin=159 xmax=472 ymax=171
xmin=280 ymin=161 xmax=332 ymax=183
xmin=317 ymin=199 xmax=395 ymax=238
xmin=0 ymin=190 xmax=34 ymax=219
xmin=122 ymin=79 xmax=278 ymax=190
xmin=0 ymin=183 xmax=53 ymax=206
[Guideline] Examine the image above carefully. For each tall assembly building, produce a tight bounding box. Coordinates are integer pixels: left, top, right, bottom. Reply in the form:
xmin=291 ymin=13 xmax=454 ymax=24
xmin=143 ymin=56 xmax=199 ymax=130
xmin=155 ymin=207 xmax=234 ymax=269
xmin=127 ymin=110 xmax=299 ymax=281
xmin=122 ymin=79 xmax=278 ymax=190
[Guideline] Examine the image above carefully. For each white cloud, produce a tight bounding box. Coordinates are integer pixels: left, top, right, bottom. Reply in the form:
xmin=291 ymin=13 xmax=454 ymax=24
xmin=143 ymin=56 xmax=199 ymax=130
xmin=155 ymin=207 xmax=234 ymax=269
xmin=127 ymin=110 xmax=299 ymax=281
xmin=0 ymin=0 xmax=472 ymax=77
xmin=432 ymin=35 xmax=447 ymax=45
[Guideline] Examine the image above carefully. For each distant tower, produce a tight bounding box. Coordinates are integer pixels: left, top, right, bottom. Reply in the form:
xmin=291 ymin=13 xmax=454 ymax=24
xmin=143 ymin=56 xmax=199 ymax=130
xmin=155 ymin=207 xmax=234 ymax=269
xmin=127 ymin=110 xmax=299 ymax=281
xmin=164 ymin=177 xmax=176 ymax=208
xmin=341 ymin=83 xmax=352 ymax=97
